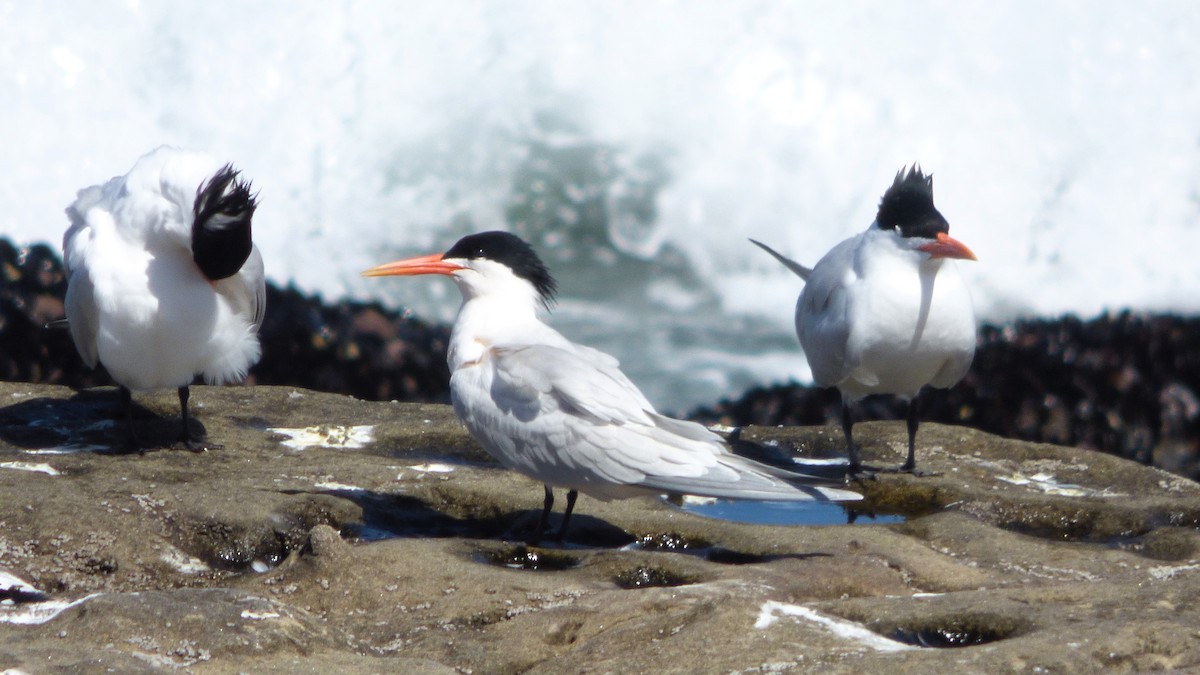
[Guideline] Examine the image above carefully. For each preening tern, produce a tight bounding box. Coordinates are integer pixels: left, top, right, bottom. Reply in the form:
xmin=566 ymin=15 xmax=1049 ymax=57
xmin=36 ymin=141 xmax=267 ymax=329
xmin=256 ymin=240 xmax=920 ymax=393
xmin=63 ymin=146 xmax=264 ymax=450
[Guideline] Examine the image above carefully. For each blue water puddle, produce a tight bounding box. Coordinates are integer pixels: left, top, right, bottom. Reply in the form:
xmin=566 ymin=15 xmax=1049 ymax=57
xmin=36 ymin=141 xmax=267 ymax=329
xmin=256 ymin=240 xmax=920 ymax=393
xmin=353 ymin=525 xmax=404 ymax=542
xmin=667 ymin=497 xmax=905 ymax=526
xmin=351 ymin=496 xmax=905 ymax=544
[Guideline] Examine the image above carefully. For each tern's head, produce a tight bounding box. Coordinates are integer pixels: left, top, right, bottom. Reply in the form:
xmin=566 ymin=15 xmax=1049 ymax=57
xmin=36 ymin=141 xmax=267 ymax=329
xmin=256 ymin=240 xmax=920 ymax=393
xmin=191 ymin=164 xmax=258 ymax=281
xmin=363 ymin=230 xmax=558 ymax=309
xmin=875 ymin=165 xmax=976 ymax=262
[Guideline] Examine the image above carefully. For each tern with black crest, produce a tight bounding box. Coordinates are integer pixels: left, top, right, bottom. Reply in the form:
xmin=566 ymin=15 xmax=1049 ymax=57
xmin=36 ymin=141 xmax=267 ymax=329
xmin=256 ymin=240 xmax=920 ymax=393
xmin=365 ymin=231 xmax=860 ymax=543
xmin=752 ymin=166 xmax=977 ymax=473
xmin=63 ymin=146 xmax=265 ymax=450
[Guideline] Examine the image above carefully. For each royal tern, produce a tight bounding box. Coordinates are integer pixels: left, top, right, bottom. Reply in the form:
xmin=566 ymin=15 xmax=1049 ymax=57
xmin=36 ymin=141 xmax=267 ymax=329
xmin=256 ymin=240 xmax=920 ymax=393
xmin=364 ymin=231 xmax=860 ymax=543
xmin=752 ymin=166 xmax=977 ymax=473
xmin=62 ymin=146 xmax=264 ymax=450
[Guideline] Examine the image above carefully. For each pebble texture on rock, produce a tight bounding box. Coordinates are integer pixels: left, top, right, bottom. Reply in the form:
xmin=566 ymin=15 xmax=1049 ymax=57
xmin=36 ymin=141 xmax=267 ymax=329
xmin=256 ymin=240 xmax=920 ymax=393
xmin=2 ymin=382 xmax=1199 ymax=673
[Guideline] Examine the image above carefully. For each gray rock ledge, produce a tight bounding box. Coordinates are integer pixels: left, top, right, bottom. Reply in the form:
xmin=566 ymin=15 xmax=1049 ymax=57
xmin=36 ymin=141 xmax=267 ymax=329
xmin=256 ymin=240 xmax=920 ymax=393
xmin=1 ymin=382 xmax=1198 ymax=673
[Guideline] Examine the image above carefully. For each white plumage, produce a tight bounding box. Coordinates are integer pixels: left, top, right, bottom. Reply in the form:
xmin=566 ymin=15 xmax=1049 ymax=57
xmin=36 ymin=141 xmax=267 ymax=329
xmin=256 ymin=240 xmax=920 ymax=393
xmin=63 ymin=146 xmax=264 ymax=449
xmin=365 ymin=231 xmax=860 ymax=542
xmin=753 ymin=166 xmax=977 ymax=472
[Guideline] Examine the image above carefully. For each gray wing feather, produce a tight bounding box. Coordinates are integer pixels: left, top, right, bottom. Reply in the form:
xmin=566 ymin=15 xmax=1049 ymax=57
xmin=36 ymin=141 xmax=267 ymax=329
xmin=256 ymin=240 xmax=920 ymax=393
xmin=487 ymin=344 xmax=859 ymax=502
xmin=492 ymin=344 xmax=655 ymax=425
xmin=214 ymin=245 xmax=266 ymax=331
xmin=750 ymin=236 xmax=860 ymax=388
xmin=797 ymin=237 xmax=860 ymax=388
xmin=243 ymin=245 xmax=266 ymax=330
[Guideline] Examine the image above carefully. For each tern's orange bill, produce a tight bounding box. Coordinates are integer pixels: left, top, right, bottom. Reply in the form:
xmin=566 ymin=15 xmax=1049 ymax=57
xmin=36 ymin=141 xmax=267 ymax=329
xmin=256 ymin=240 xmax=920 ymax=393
xmin=362 ymin=253 xmax=466 ymax=277
xmin=918 ymin=232 xmax=977 ymax=261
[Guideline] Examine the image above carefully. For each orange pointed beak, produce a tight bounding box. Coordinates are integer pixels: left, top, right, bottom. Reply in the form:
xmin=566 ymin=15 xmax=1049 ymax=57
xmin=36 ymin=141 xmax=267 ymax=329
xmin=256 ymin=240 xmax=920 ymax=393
xmin=362 ymin=252 xmax=466 ymax=277
xmin=918 ymin=232 xmax=977 ymax=261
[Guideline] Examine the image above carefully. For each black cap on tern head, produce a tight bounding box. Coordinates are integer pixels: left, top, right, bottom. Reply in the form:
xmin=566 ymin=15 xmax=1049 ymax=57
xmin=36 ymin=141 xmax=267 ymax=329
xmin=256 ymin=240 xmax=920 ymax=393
xmin=875 ymin=165 xmax=949 ymax=240
xmin=192 ymin=164 xmax=257 ymax=281
xmin=444 ymin=230 xmax=558 ymax=306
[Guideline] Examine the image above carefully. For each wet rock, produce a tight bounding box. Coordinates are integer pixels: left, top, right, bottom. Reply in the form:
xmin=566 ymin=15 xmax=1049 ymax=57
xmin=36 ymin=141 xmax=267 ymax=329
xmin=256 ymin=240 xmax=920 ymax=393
xmin=2 ymin=382 xmax=1200 ymax=672
xmin=249 ymin=284 xmax=450 ymax=403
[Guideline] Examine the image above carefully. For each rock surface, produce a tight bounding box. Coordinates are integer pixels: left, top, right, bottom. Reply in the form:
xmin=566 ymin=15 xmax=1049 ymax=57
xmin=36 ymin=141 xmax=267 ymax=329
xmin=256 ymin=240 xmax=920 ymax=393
xmin=2 ymin=382 xmax=1200 ymax=673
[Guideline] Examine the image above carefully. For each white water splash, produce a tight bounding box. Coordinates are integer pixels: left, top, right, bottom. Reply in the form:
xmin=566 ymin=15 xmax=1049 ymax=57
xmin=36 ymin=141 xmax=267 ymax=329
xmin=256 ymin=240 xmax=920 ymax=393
xmin=4 ymin=2 xmax=1199 ymax=411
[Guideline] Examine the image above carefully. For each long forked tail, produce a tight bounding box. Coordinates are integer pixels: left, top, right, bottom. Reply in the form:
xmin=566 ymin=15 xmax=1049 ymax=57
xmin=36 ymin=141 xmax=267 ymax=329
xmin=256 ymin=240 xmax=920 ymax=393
xmin=638 ymin=455 xmax=862 ymax=503
xmin=749 ymin=239 xmax=812 ymax=281
xmin=638 ymin=411 xmax=860 ymax=502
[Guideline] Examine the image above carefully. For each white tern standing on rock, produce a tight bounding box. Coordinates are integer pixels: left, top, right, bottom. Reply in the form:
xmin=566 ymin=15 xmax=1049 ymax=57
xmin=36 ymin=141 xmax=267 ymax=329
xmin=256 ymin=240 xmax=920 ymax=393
xmin=751 ymin=166 xmax=977 ymax=474
xmin=364 ymin=230 xmax=861 ymax=543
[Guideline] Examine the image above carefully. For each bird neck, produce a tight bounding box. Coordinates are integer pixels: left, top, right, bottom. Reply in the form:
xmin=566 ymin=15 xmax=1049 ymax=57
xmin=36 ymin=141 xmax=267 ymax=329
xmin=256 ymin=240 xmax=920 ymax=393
xmin=447 ymin=293 xmax=546 ymax=370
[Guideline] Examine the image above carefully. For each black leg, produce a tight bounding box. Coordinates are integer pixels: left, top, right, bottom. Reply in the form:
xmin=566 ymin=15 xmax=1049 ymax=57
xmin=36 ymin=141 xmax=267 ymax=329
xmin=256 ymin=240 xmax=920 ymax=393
xmin=121 ymin=385 xmax=134 ymax=433
xmin=554 ymin=489 xmax=578 ymax=542
xmin=178 ymin=386 xmax=191 ymax=442
xmin=529 ymin=484 xmax=554 ymax=546
xmin=842 ymin=399 xmax=859 ymax=471
xmin=903 ymin=396 xmax=920 ymax=472
xmin=120 ymin=386 xmax=145 ymax=454
xmin=177 ymin=385 xmax=217 ymax=452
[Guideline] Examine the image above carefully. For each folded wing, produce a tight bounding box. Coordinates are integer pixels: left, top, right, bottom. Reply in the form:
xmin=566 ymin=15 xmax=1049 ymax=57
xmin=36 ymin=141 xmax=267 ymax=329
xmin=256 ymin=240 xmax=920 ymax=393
xmin=484 ymin=343 xmax=859 ymax=502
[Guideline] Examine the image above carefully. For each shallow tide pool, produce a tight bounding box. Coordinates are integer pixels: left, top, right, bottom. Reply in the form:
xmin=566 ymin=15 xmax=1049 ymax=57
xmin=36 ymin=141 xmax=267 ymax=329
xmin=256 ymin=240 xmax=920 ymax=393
xmin=668 ymin=495 xmax=904 ymax=526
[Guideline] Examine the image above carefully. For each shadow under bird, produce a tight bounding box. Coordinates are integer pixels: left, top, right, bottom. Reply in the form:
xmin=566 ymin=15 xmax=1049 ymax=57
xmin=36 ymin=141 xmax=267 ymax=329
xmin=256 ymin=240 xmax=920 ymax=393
xmin=751 ymin=166 xmax=977 ymax=474
xmin=364 ymin=231 xmax=860 ymax=544
xmin=62 ymin=146 xmax=265 ymax=450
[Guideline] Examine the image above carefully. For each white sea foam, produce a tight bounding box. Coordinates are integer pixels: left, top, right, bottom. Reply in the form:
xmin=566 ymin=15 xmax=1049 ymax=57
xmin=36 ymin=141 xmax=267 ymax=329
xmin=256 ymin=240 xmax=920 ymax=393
xmin=755 ymin=601 xmax=916 ymax=652
xmin=0 ymin=462 xmax=60 ymax=476
xmin=269 ymin=425 xmax=375 ymax=450
xmin=314 ymin=481 xmax=365 ymax=492
xmin=406 ymin=463 xmax=455 ymax=473
xmin=3 ymin=2 xmax=1197 ymax=411
xmin=995 ymin=471 xmax=1125 ymax=498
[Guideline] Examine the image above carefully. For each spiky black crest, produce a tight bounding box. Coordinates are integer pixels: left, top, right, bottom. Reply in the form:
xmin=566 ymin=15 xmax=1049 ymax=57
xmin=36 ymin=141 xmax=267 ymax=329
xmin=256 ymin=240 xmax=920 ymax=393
xmin=192 ymin=164 xmax=257 ymax=281
xmin=875 ymin=165 xmax=949 ymax=240
xmin=444 ymin=231 xmax=558 ymax=307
